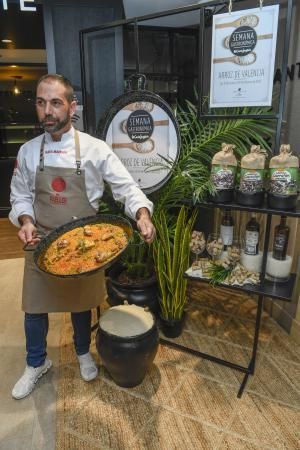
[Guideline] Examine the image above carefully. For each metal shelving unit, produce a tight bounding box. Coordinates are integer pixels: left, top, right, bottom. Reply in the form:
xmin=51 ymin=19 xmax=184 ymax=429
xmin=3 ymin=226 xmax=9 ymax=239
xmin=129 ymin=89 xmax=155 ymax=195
xmin=165 ymin=200 xmax=299 ymax=397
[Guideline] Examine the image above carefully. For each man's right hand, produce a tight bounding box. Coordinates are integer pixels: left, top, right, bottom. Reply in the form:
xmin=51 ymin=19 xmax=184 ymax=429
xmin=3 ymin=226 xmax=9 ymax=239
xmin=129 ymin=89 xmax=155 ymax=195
xmin=18 ymin=215 xmax=40 ymax=246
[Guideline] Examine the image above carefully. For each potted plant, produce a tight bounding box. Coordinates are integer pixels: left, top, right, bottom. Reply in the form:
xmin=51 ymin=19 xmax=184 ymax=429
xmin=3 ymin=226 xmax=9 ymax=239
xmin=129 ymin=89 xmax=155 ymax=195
xmin=153 ymin=206 xmax=197 ymax=338
xmin=106 ymin=231 xmax=159 ymax=314
xmin=98 ymin=185 xmax=159 ymax=314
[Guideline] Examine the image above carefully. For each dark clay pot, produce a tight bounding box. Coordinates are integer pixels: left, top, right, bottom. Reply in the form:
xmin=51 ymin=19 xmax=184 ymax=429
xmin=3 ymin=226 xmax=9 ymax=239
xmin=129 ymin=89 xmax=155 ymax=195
xmin=96 ymin=304 xmax=159 ymax=387
xmin=159 ymin=313 xmax=185 ymax=338
xmin=209 ymin=189 xmax=234 ymax=203
xmin=235 ymin=188 xmax=265 ymax=207
xmin=106 ymin=263 xmax=159 ymax=315
xmin=267 ymin=192 xmax=298 ymax=210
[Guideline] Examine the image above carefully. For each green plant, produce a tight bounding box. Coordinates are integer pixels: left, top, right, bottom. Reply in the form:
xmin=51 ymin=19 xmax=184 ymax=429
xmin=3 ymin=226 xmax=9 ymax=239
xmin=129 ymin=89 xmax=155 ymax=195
xmin=120 ymin=231 xmax=153 ymax=280
xmin=206 ymin=263 xmax=233 ymax=286
xmin=153 ymin=206 xmax=197 ymax=320
xmin=98 ymin=186 xmax=154 ymax=282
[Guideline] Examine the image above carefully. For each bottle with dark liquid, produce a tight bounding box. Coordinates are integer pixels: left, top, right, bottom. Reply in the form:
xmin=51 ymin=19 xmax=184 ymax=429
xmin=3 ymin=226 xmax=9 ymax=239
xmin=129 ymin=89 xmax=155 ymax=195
xmin=245 ymin=215 xmax=260 ymax=255
xmin=272 ymin=216 xmax=289 ymax=260
xmin=220 ymin=209 xmax=234 ymax=249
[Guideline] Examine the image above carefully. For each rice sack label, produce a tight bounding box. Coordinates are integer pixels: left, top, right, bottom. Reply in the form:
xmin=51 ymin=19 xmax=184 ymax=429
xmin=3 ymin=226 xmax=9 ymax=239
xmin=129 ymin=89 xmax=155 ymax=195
xmin=211 ymin=165 xmax=236 ymax=190
xmin=270 ymin=168 xmax=298 ymax=195
xmin=239 ymin=145 xmax=266 ymax=193
xmin=240 ymin=169 xmax=264 ymax=192
xmin=269 ymin=145 xmax=299 ymax=196
xmin=211 ymin=143 xmax=237 ymax=190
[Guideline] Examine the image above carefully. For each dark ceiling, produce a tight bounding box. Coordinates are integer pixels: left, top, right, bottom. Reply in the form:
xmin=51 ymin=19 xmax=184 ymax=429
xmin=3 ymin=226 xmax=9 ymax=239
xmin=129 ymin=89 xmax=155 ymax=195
xmin=0 ymin=3 xmax=46 ymax=83
xmin=0 ymin=3 xmax=45 ymax=49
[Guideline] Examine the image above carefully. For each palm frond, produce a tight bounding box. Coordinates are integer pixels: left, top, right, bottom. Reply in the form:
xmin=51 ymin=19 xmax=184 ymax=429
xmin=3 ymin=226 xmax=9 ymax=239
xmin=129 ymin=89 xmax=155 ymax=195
xmin=150 ymin=101 xmax=275 ymax=211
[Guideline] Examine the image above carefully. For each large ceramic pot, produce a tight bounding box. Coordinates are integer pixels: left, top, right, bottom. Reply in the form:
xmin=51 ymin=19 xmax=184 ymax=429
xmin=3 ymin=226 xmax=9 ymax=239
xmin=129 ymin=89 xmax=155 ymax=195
xmin=96 ymin=303 xmax=159 ymax=387
xmin=106 ymin=263 xmax=159 ymax=315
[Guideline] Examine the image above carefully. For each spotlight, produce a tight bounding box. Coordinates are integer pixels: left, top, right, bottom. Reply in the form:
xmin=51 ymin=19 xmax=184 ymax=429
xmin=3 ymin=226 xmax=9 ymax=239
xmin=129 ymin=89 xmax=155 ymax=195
xmin=13 ymin=80 xmax=20 ymax=95
xmin=11 ymin=75 xmax=23 ymax=95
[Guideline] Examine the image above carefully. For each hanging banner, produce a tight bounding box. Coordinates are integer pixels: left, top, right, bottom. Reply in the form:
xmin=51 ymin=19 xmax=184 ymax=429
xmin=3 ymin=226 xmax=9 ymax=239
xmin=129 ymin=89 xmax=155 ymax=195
xmin=210 ymin=5 xmax=279 ymax=108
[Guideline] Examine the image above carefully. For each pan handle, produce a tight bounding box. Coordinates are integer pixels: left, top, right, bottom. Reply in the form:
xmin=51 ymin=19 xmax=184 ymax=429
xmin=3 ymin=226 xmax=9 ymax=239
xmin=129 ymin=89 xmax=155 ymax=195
xmin=24 ymin=220 xmax=76 ymax=250
xmin=23 ymin=242 xmax=39 ymax=252
xmin=23 ymin=231 xmax=47 ymax=252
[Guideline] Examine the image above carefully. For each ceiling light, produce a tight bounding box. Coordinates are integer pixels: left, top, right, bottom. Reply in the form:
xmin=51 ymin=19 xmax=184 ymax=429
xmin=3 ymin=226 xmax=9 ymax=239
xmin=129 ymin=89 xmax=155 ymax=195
xmin=10 ymin=65 xmax=17 ymax=68
xmin=13 ymin=80 xmax=20 ymax=95
xmin=11 ymin=75 xmax=22 ymax=96
xmin=2 ymin=39 xmax=13 ymax=43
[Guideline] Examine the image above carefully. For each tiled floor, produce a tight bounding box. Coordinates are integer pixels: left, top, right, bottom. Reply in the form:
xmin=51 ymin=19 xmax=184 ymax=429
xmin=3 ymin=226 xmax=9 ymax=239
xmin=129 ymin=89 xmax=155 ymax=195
xmin=1 ymin=260 xmax=300 ymax=450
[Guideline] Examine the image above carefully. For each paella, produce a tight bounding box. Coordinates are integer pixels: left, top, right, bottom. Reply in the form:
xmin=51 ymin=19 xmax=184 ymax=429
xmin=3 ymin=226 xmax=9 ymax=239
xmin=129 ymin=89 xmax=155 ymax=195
xmin=40 ymin=223 xmax=128 ymax=275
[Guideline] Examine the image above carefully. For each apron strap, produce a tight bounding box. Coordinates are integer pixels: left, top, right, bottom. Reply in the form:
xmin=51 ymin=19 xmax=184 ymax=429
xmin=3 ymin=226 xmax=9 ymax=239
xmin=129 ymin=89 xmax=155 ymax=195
xmin=39 ymin=135 xmax=46 ymax=171
xmin=74 ymin=129 xmax=81 ymax=175
xmin=39 ymin=129 xmax=82 ymax=175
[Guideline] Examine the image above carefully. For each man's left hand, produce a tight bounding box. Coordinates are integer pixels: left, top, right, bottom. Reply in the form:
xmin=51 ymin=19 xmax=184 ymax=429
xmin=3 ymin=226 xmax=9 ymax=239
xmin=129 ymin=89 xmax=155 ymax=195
xmin=136 ymin=208 xmax=156 ymax=244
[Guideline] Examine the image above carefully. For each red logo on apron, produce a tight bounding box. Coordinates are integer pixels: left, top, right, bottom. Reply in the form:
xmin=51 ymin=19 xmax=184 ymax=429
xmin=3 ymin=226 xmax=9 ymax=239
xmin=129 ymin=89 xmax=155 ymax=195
xmin=51 ymin=177 xmax=66 ymax=192
xmin=50 ymin=194 xmax=67 ymax=205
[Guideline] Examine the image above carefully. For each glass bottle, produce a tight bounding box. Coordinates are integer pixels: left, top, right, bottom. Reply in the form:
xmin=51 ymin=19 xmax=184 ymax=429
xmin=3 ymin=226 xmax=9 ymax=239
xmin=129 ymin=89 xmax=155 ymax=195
xmin=272 ymin=216 xmax=290 ymax=260
xmin=244 ymin=214 xmax=260 ymax=255
xmin=220 ymin=209 xmax=234 ymax=249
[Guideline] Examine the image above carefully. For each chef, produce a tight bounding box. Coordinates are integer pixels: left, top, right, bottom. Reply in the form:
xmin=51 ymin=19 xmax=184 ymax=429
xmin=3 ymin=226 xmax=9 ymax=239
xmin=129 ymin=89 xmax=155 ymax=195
xmin=9 ymin=74 xmax=155 ymax=399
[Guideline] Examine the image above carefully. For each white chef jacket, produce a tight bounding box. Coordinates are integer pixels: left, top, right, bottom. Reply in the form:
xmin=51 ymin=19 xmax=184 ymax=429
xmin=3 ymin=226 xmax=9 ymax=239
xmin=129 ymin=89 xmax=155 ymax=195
xmin=9 ymin=126 xmax=153 ymax=227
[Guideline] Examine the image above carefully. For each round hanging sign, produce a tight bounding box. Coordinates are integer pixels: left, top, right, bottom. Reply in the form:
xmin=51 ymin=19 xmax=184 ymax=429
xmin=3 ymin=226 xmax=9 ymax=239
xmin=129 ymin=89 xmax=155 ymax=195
xmin=97 ymin=89 xmax=181 ymax=194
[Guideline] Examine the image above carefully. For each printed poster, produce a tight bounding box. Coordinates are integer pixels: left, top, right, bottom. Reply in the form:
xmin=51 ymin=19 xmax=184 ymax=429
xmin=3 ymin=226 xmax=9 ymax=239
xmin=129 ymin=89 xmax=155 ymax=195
xmin=105 ymin=101 xmax=178 ymax=192
xmin=210 ymin=5 xmax=279 ymax=107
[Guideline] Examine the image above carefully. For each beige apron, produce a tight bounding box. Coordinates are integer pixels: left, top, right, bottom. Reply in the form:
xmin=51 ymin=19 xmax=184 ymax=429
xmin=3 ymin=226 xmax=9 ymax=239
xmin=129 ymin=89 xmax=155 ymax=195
xmin=22 ymin=130 xmax=106 ymax=313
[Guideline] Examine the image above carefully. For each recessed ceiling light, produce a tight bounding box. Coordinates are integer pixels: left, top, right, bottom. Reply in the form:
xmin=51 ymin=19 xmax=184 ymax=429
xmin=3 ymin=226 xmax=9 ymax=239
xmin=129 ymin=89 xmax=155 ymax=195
xmin=2 ymin=39 xmax=13 ymax=43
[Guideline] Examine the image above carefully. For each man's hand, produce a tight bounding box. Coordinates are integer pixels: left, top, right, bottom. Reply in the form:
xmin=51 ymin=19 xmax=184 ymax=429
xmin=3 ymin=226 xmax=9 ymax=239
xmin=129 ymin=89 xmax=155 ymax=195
xmin=136 ymin=208 xmax=156 ymax=244
xmin=18 ymin=215 xmax=40 ymax=246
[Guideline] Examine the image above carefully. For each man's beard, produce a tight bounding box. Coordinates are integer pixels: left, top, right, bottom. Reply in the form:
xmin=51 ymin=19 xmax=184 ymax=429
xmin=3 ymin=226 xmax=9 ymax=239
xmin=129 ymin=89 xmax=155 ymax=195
xmin=41 ymin=114 xmax=70 ymax=133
